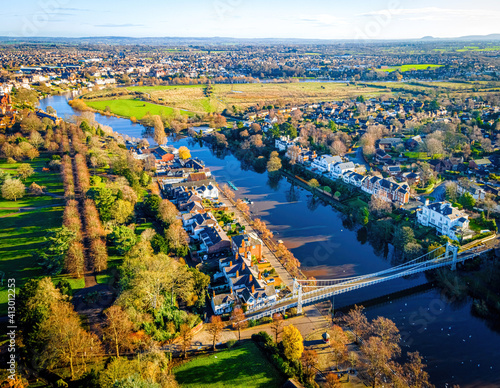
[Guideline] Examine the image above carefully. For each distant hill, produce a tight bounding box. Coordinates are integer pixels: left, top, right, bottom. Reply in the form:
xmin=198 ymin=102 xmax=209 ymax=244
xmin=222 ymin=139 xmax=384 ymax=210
xmin=1 ymin=33 xmax=500 ymax=45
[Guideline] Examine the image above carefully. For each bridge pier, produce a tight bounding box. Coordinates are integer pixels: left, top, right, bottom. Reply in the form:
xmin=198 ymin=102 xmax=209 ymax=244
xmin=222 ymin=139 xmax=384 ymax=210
xmin=297 ymin=284 xmax=303 ymax=315
xmin=451 ymin=245 xmax=458 ymax=270
xmin=292 ymin=278 xmax=298 ymax=296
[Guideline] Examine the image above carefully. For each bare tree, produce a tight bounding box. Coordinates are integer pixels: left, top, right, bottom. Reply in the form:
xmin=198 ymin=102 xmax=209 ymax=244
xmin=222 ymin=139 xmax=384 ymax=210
xmin=207 ymin=315 xmax=224 ymax=351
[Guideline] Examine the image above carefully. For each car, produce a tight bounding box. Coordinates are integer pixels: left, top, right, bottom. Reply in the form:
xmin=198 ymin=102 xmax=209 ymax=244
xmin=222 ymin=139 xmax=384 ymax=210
xmin=267 ymin=278 xmax=275 ymax=283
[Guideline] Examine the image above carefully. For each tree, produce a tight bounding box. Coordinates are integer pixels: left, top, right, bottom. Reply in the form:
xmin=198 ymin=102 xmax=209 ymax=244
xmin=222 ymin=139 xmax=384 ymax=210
xmin=221 ymin=184 xmax=235 ymax=201
xmin=458 ymin=192 xmax=476 ymax=210
xmin=301 ymin=349 xmax=318 ymax=383
xmin=206 ymin=315 xmax=224 ymax=351
xmin=330 ymin=325 xmax=348 ymax=369
xmin=108 ymin=225 xmax=137 ymax=255
xmin=401 ymin=351 xmax=433 ymax=388
xmin=29 ymin=131 xmax=44 ymax=149
xmin=230 ymin=307 xmax=248 ymax=341
xmin=371 ymin=316 xmax=401 ymax=357
xmin=236 ymin=198 xmax=250 ymax=215
xmin=152 ymin=115 xmax=166 ymax=145
xmin=165 ymin=220 xmax=189 ymax=257
xmin=102 ymin=305 xmax=136 ymax=357
xmin=1 ymin=178 xmax=25 ymax=201
xmin=369 ymin=195 xmax=391 ymax=217
xmin=445 ymin=181 xmax=458 ymax=202
xmin=109 ymin=199 xmax=134 ymax=224
xmin=28 ymin=181 xmax=44 ymax=195
xmin=308 ymin=179 xmax=320 ymax=188
xmin=361 ymin=336 xmax=392 ymax=388
xmin=393 ymin=226 xmax=415 ymax=251
xmin=158 ymin=199 xmax=178 ymax=226
xmin=178 ymin=146 xmax=191 ymax=159
xmin=281 ymin=324 xmax=304 ymax=361
xmin=267 ymin=152 xmax=282 ymax=172
xmin=179 ymin=323 xmax=193 ymax=358
xmin=348 ymin=351 xmax=358 ymax=373
xmin=345 ymin=305 xmax=368 ymax=342
xmin=65 ymin=241 xmax=85 ymax=277
xmin=331 ymin=140 xmax=347 ymax=156
xmin=325 ymin=372 xmax=341 ymax=388
xmin=37 ymin=227 xmax=77 ymax=275
xmin=39 ymin=300 xmax=102 ymax=380
xmin=270 ymin=313 xmax=284 ymax=342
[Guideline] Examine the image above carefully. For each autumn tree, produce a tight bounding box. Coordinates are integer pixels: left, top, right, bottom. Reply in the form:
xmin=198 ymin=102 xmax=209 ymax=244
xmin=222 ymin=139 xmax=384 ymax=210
xmin=152 ymin=115 xmax=166 ymax=145
xmin=17 ymin=163 xmax=35 ymax=180
xmin=230 ymin=307 xmax=248 ymax=341
xmin=39 ymin=301 xmax=102 ymax=380
xmin=369 ymin=195 xmax=392 ymax=217
xmin=325 ymin=372 xmax=341 ymax=388
xmin=102 ymin=305 xmax=136 ymax=357
xmin=221 ymin=184 xmax=235 ymax=201
xmin=281 ymin=324 xmax=304 ymax=361
xmin=301 ymin=349 xmax=318 ymax=383
xmin=179 ymin=323 xmax=193 ymax=358
xmin=178 ymin=146 xmax=191 ymax=159
xmin=109 ymin=199 xmax=134 ymax=224
xmin=207 ymin=315 xmax=224 ymax=351
xmin=271 ymin=313 xmax=284 ymax=342
xmin=165 ymin=220 xmax=189 ymax=256
xmin=158 ymin=199 xmax=178 ymax=226
xmin=361 ymin=336 xmax=392 ymax=388
xmin=236 ymin=198 xmax=250 ymax=215
xmin=370 ymin=316 xmax=401 ymax=358
xmin=345 ymin=305 xmax=368 ymax=342
xmin=400 ymin=351 xmax=433 ymax=388
xmin=1 ymin=178 xmax=25 ymax=201
xmin=267 ymin=151 xmax=282 ymax=172
xmin=330 ymin=325 xmax=349 ymax=369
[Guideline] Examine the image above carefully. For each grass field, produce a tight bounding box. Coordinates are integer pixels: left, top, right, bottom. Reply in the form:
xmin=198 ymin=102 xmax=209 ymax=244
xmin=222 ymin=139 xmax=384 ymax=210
xmin=125 ymin=82 xmax=389 ymax=114
xmin=85 ymin=98 xmax=194 ymax=120
xmin=377 ymin=64 xmax=443 ymax=73
xmin=0 ymin=156 xmax=82 ymax=315
xmin=174 ymin=342 xmax=285 ymax=388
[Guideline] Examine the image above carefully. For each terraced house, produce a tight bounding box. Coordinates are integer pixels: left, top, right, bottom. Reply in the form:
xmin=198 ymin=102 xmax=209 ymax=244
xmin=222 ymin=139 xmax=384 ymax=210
xmin=361 ymin=176 xmax=410 ymax=206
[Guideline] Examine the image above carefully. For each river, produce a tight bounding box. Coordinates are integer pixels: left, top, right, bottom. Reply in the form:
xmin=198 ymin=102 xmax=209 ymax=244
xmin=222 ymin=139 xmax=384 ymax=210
xmin=39 ymin=93 xmax=500 ymax=388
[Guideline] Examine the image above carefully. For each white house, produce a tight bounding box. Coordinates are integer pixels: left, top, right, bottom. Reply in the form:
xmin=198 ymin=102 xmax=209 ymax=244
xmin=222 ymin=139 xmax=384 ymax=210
xmin=330 ymin=162 xmax=356 ymax=179
xmin=275 ymin=136 xmax=296 ymax=152
xmin=311 ymin=155 xmax=342 ymax=173
xmin=196 ymin=184 xmax=219 ymax=200
xmin=417 ymin=201 xmax=470 ymax=241
xmin=457 ymin=183 xmax=486 ymax=201
xmin=211 ymin=292 xmax=235 ymax=315
xmin=342 ymin=171 xmax=366 ymax=187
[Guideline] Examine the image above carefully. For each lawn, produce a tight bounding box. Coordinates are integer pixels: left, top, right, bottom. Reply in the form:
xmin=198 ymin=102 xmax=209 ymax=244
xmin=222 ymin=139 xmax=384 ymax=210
xmin=84 ymin=98 xmax=194 ymax=120
xmin=174 ymin=341 xmax=286 ymax=388
xmin=0 ymin=156 xmax=78 ymax=315
xmin=377 ymin=64 xmax=443 ymax=73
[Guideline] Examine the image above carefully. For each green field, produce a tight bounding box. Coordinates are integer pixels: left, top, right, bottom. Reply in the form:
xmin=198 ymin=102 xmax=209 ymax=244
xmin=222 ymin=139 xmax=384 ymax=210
xmin=378 ymin=64 xmax=443 ymax=73
xmin=0 ymin=156 xmax=83 ymax=315
xmin=85 ymin=98 xmax=194 ymax=120
xmin=174 ymin=342 xmax=285 ymax=388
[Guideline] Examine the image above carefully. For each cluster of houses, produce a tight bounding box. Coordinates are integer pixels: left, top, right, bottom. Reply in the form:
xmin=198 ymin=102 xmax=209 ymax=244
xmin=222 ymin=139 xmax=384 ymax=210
xmin=0 ymin=93 xmax=16 ymax=129
xmin=276 ymin=136 xmax=411 ymax=206
xmin=150 ymin=144 xmax=279 ymax=316
xmin=210 ymin=233 xmax=278 ymax=315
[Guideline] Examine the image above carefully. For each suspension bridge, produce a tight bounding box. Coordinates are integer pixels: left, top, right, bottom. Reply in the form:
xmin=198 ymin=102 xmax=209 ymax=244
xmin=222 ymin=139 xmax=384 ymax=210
xmin=245 ymin=242 xmax=492 ymax=322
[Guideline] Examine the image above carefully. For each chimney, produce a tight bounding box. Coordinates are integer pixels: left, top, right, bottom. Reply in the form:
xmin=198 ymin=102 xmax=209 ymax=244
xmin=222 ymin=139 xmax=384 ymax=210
xmin=229 ymin=261 xmax=232 ymax=267
xmin=258 ymin=272 xmax=262 ymax=280
xmin=249 ymin=274 xmax=253 ymax=282
xmin=242 ymin=262 xmax=246 ymax=270
xmin=425 ymin=198 xmax=429 ymax=206
xmin=251 ymin=284 xmax=255 ymax=293
xmin=212 ymin=290 xmax=215 ymax=298
xmin=236 ymin=270 xmax=239 ymax=277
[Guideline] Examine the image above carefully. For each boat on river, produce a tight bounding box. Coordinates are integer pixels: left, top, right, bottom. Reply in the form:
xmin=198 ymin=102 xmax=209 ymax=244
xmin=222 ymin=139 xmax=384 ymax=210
xmin=228 ymin=181 xmax=238 ymax=191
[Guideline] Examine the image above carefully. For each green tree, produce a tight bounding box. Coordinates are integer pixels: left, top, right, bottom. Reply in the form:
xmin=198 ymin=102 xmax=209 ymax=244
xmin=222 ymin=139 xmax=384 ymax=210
xmin=109 ymin=199 xmax=134 ymax=224
xmin=108 ymin=225 xmax=137 ymax=255
xmin=393 ymin=226 xmax=415 ymax=251
xmin=87 ymin=186 xmax=116 ymax=221
xmin=37 ymin=227 xmax=77 ymax=275
xmin=144 ymin=194 xmax=161 ymax=218
xmin=458 ymin=192 xmax=476 ymax=210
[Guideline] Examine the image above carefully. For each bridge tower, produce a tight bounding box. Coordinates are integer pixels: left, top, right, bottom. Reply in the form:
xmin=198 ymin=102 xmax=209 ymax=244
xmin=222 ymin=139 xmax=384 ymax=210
xmin=297 ymin=284 xmax=303 ymax=315
xmin=292 ymin=278 xmax=298 ymax=296
xmin=445 ymin=242 xmax=459 ymax=270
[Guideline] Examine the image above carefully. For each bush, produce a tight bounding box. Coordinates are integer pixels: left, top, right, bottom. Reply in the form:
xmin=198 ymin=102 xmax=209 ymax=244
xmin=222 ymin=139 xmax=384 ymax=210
xmin=259 ymin=316 xmax=273 ymax=324
xmin=6 ymin=157 xmax=16 ymax=164
xmin=226 ymin=339 xmax=237 ymax=349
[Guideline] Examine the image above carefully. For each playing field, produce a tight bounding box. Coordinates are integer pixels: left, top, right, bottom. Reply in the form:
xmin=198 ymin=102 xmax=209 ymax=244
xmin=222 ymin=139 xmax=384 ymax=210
xmin=174 ymin=341 xmax=285 ymax=388
xmin=377 ymin=64 xmax=443 ymax=72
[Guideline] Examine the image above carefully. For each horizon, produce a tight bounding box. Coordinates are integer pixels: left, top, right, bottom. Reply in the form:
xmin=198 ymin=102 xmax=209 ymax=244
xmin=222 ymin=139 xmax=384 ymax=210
xmin=3 ymin=0 xmax=500 ymax=41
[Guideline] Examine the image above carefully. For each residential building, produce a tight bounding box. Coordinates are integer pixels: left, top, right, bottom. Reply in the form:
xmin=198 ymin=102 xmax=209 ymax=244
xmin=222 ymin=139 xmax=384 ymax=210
xmin=417 ymin=201 xmax=470 ymax=241
xmin=231 ymin=233 xmax=263 ymax=261
xmin=311 ymin=155 xmax=342 ymax=173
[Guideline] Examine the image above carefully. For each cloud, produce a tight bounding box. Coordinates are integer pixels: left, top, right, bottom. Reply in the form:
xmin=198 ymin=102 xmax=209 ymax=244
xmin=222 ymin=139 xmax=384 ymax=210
xmin=359 ymin=7 xmax=500 ymax=21
xmin=298 ymin=14 xmax=348 ymax=26
xmin=94 ymin=23 xmax=145 ymax=28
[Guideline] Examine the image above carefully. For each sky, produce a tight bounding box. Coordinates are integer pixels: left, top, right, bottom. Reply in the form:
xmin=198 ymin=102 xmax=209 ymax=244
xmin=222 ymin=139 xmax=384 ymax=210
xmin=2 ymin=0 xmax=500 ymax=40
